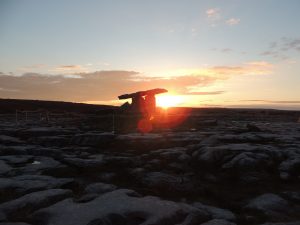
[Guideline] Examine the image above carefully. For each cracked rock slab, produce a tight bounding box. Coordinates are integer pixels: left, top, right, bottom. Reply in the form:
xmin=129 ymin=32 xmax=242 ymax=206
xmin=32 ymin=189 xmax=210 ymax=225
xmin=0 ymin=189 xmax=72 ymax=221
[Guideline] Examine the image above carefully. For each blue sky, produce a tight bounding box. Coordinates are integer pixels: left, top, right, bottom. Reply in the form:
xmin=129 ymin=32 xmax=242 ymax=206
xmin=1 ymin=0 xmax=300 ymax=109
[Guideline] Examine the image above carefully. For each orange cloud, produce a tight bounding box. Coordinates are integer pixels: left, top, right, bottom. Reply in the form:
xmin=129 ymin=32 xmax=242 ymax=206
xmin=206 ymin=61 xmax=273 ymax=77
xmin=18 ymin=64 xmax=47 ymax=72
xmin=52 ymin=65 xmax=89 ymax=73
xmin=159 ymin=61 xmax=273 ymax=79
xmin=241 ymin=100 xmax=300 ymax=104
xmin=59 ymin=65 xmax=81 ymax=69
xmin=0 ymin=61 xmax=273 ymax=103
xmin=185 ymin=91 xmax=225 ymax=95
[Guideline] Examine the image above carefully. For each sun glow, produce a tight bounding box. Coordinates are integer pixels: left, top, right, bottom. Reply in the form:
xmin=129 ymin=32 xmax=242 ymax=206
xmin=156 ymin=95 xmax=183 ymax=108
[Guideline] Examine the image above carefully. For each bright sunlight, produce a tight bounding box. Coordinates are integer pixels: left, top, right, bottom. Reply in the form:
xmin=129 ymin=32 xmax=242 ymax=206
xmin=156 ymin=95 xmax=183 ymax=108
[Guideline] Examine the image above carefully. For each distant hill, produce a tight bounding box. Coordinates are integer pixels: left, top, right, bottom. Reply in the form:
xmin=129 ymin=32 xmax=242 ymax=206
xmin=0 ymin=99 xmax=117 ymax=113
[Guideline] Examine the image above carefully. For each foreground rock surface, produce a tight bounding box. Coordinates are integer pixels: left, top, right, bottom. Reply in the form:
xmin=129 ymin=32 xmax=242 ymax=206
xmin=32 ymin=189 xmax=210 ymax=225
xmin=0 ymin=109 xmax=299 ymax=225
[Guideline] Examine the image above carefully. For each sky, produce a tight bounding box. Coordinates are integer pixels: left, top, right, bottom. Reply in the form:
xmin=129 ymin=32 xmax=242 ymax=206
xmin=0 ymin=0 xmax=300 ymax=109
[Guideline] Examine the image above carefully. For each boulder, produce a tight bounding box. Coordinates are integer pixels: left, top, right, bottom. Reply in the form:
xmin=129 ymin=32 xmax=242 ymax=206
xmin=178 ymin=153 xmax=192 ymax=162
xmin=279 ymin=158 xmax=300 ymax=177
xmin=30 ymin=136 xmax=71 ymax=147
xmin=141 ymin=172 xmax=193 ymax=193
xmin=62 ymin=155 xmax=105 ymax=171
xmin=26 ymin=148 xmax=63 ymax=158
xmin=0 ymin=135 xmax=24 ymax=145
xmin=194 ymin=144 xmax=280 ymax=171
xmin=97 ymin=172 xmax=117 ymax=182
xmin=104 ymin=156 xmax=136 ymax=167
xmin=17 ymin=156 xmax=66 ymax=175
xmin=84 ymin=182 xmax=117 ymax=195
xmin=200 ymin=219 xmax=236 ymax=225
xmin=238 ymin=171 xmax=270 ymax=184
xmin=244 ymin=193 xmax=290 ymax=220
xmin=260 ymin=222 xmax=300 ymax=225
xmin=280 ymin=191 xmax=300 ymax=204
xmin=70 ymin=132 xmax=115 ymax=147
xmin=0 ymin=155 xmax=33 ymax=166
xmin=17 ymin=127 xmax=76 ymax=138
xmin=0 ymin=145 xmax=30 ymax=156
xmin=0 ymin=161 xmax=12 ymax=176
xmin=246 ymin=123 xmax=262 ymax=132
xmin=0 ymin=175 xmax=73 ymax=201
xmin=222 ymin=152 xmax=270 ymax=170
xmin=151 ymin=147 xmax=186 ymax=161
xmin=0 ymin=189 xmax=72 ymax=221
xmin=193 ymin=202 xmax=236 ymax=222
xmin=0 ymin=223 xmax=31 ymax=225
xmin=32 ymin=189 xmax=210 ymax=225
xmin=197 ymin=119 xmax=218 ymax=127
xmin=128 ymin=167 xmax=146 ymax=178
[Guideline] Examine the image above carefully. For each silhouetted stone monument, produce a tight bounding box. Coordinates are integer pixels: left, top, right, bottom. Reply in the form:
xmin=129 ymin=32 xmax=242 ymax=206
xmin=118 ymin=88 xmax=167 ymax=117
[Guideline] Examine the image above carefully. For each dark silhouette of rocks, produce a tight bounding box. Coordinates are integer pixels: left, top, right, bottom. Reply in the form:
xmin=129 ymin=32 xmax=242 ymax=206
xmin=0 ymin=100 xmax=299 ymax=224
xmin=118 ymin=88 xmax=167 ymax=115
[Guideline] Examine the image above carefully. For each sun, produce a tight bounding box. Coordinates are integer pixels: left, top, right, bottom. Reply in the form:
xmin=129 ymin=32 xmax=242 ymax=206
xmin=156 ymin=95 xmax=183 ymax=109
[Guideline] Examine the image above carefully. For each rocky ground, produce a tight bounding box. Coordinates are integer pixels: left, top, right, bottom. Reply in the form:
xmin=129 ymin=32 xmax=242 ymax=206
xmin=0 ymin=110 xmax=300 ymax=225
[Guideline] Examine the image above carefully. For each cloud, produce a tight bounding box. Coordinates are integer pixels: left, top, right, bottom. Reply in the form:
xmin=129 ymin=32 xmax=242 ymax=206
xmin=158 ymin=61 xmax=272 ymax=79
xmin=226 ymin=18 xmax=240 ymax=26
xmin=52 ymin=65 xmax=89 ymax=73
xmin=203 ymin=61 xmax=273 ymax=77
xmin=175 ymin=62 xmax=273 ymax=93
xmin=206 ymin=8 xmax=221 ymax=26
xmin=0 ymin=61 xmax=273 ymax=103
xmin=17 ymin=64 xmax=47 ymax=72
xmin=206 ymin=8 xmax=221 ymax=20
xmin=261 ymin=37 xmax=300 ymax=59
xmin=241 ymin=100 xmax=300 ymax=104
xmin=221 ymin=48 xmax=233 ymax=53
xmin=0 ymin=71 xmax=206 ymax=101
xmin=96 ymin=62 xmax=111 ymax=67
xmin=59 ymin=65 xmax=80 ymax=69
xmin=212 ymin=48 xmax=233 ymax=53
xmin=184 ymin=91 xmax=225 ymax=95
xmin=283 ymin=38 xmax=300 ymax=50
xmin=206 ymin=8 xmax=240 ymax=27
xmin=0 ymin=71 xmax=139 ymax=102
xmin=0 ymin=87 xmax=20 ymax=92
